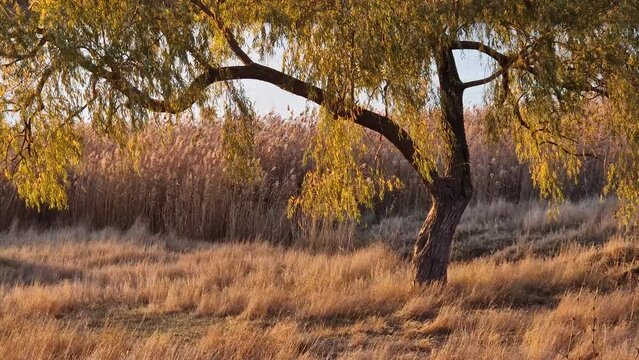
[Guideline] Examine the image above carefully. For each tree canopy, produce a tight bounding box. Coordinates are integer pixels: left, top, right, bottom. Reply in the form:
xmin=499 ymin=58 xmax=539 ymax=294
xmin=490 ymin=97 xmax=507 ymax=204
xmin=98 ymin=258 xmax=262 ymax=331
xmin=1 ymin=0 xmax=638 ymax=221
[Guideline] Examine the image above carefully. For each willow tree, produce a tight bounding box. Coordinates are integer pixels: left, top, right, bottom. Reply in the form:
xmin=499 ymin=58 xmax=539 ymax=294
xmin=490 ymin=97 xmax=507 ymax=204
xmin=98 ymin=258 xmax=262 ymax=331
xmin=1 ymin=0 xmax=638 ymax=283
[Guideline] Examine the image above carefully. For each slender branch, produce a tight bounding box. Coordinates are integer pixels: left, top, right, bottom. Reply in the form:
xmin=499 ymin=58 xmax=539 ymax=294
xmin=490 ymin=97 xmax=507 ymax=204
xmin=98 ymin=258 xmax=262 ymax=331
xmin=453 ymin=40 xmax=610 ymax=97
xmin=514 ymin=95 xmax=600 ymax=160
xmin=0 ymin=33 xmax=48 ymax=66
xmin=540 ymin=140 xmax=599 ymax=159
xmin=32 ymin=65 xmax=54 ymax=110
xmin=461 ymin=65 xmax=511 ymax=89
xmin=452 ymin=40 xmax=518 ymax=89
xmin=189 ymin=0 xmax=254 ymax=65
xmin=560 ymin=80 xmax=609 ymax=98
xmin=451 ymin=40 xmax=511 ymax=66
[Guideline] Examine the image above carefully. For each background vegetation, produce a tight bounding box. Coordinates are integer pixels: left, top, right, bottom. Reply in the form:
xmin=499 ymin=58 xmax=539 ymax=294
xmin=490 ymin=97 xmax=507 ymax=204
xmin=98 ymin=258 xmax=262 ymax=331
xmin=0 ymin=112 xmax=615 ymax=244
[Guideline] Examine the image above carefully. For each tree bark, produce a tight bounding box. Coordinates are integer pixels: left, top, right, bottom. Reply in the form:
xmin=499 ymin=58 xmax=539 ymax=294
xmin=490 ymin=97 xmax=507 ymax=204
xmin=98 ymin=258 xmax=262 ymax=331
xmin=412 ymin=47 xmax=473 ymax=284
xmin=413 ymin=186 xmax=471 ymax=283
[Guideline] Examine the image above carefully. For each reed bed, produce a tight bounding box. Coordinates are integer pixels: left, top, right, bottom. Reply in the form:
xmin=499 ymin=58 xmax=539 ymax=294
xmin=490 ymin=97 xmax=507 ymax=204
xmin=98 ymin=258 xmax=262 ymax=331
xmin=0 ymin=113 xmax=613 ymax=243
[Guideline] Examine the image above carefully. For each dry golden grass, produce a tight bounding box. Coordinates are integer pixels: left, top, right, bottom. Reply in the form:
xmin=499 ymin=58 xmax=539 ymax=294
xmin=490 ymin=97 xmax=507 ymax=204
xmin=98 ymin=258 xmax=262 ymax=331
xmin=1 ymin=221 xmax=638 ymax=359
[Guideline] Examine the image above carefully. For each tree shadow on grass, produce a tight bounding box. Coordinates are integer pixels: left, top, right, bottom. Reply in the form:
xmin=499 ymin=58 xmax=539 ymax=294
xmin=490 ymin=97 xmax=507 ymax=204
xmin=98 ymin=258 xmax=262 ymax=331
xmin=0 ymin=257 xmax=83 ymax=286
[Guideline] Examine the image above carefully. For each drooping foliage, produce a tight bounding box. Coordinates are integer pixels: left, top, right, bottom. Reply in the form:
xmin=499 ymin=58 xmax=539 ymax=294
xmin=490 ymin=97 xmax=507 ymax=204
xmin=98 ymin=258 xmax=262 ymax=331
xmin=1 ymin=0 xmax=638 ymax=220
xmin=288 ymin=108 xmax=402 ymax=221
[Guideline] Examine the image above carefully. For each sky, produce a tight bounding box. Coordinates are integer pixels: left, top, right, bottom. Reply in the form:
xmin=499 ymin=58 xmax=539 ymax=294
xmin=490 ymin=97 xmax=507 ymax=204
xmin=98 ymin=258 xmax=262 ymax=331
xmin=241 ymin=50 xmax=493 ymax=116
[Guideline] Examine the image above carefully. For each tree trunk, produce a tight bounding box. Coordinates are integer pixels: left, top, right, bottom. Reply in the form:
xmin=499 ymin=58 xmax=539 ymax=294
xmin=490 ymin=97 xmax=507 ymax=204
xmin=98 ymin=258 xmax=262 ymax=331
xmin=411 ymin=47 xmax=473 ymax=285
xmin=413 ymin=190 xmax=471 ymax=284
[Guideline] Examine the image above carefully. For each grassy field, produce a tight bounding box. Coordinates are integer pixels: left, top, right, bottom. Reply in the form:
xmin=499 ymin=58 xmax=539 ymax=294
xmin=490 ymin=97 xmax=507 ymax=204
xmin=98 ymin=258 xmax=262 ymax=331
xmin=1 ymin=200 xmax=637 ymax=359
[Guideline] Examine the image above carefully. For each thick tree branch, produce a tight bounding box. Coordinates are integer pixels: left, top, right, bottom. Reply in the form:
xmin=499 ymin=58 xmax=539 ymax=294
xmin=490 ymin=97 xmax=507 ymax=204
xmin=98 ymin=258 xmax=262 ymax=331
xmin=75 ymin=55 xmax=439 ymax=189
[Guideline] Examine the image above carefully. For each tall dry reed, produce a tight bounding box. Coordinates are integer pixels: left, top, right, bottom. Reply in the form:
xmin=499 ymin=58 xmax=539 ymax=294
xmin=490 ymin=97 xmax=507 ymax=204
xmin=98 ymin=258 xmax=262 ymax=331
xmin=0 ymin=113 xmax=614 ymax=242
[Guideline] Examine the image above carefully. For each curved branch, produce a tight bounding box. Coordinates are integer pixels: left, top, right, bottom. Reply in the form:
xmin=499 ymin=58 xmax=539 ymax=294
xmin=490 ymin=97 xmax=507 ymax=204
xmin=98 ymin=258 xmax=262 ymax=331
xmin=452 ymin=40 xmax=515 ymax=90
xmin=76 ymin=56 xmax=440 ymax=190
xmin=461 ymin=66 xmax=511 ymax=89
xmin=451 ymin=40 xmax=511 ymax=66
